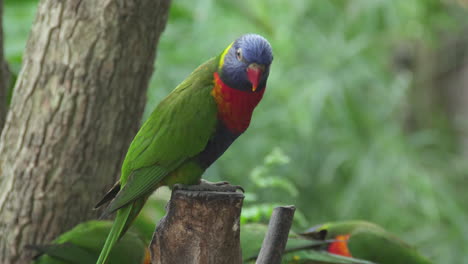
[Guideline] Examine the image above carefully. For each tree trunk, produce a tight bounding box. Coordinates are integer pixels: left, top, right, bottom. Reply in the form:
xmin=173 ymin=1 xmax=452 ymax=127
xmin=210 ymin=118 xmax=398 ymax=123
xmin=404 ymin=29 xmax=468 ymax=156
xmin=0 ymin=0 xmax=9 ymax=133
xmin=150 ymin=189 xmax=245 ymax=264
xmin=440 ymin=62 xmax=468 ymax=156
xmin=434 ymin=31 xmax=468 ymax=156
xmin=0 ymin=0 xmax=170 ymax=263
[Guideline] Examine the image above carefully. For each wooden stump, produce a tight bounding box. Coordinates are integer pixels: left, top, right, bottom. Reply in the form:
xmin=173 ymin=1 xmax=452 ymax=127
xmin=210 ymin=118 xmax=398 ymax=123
xmin=150 ymin=189 xmax=244 ymax=264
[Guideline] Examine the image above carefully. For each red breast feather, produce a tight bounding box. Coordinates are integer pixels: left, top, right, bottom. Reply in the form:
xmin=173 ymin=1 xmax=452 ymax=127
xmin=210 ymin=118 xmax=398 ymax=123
xmin=211 ymin=72 xmax=265 ymax=134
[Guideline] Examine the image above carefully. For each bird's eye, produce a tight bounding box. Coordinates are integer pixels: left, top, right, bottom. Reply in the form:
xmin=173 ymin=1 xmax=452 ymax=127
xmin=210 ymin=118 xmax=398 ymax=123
xmin=236 ymin=48 xmax=242 ymax=61
xmin=318 ymin=229 xmax=327 ymax=240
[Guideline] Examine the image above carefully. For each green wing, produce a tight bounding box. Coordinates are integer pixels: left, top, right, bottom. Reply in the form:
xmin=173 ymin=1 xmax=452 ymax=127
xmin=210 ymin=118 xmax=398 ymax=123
xmin=33 ymin=221 xmax=148 ymax=264
xmin=33 ymin=243 xmax=97 ymax=264
xmin=105 ymin=165 xmax=170 ymax=213
xmin=348 ymin=229 xmax=433 ymax=264
xmin=107 ymin=58 xmax=219 ymax=212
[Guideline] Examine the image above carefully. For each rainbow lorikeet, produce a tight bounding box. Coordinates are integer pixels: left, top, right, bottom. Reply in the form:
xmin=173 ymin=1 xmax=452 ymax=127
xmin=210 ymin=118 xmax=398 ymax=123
xmin=241 ymin=223 xmax=371 ymax=264
xmin=299 ymin=220 xmax=433 ymax=264
xmin=31 ymin=221 xmax=149 ymax=264
xmin=95 ymin=34 xmax=273 ymax=264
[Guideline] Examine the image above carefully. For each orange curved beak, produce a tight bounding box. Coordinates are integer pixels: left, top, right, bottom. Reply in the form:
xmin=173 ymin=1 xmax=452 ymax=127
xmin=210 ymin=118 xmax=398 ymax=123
xmin=247 ymin=63 xmax=264 ymax=92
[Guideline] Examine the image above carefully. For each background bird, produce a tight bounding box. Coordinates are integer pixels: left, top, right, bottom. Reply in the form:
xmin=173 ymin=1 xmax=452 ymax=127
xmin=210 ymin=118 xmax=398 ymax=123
xmin=31 ymin=221 xmax=149 ymax=264
xmin=299 ymin=220 xmax=433 ymax=264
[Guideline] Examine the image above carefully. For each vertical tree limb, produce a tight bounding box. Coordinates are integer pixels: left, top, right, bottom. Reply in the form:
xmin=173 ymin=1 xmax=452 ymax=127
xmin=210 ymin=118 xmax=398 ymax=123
xmin=150 ymin=189 xmax=245 ymax=264
xmin=256 ymin=205 xmax=296 ymax=264
xmin=404 ymin=28 xmax=468 ymax=156
xmin=434 ymin=31 xmax=468 ymax=156
xmin=0 ymin=0 xmax=170 ymax=263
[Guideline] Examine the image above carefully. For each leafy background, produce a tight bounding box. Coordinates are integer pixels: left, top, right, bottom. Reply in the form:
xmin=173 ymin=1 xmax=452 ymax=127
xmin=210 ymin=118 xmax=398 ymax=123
xmin=4 ymin=0 xmax=468 ymax=262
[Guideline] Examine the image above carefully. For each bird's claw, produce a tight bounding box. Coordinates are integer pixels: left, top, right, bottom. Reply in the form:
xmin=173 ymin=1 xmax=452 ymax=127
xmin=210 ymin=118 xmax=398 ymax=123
xmin=201 ymin=179 xmax=230 ymax=186
xmin=201 ymin=179 xmax=244 ymax=193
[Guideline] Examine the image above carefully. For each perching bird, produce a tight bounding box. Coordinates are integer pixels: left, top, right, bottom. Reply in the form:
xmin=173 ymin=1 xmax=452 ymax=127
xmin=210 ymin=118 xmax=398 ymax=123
xmin=31 ymin=221 xmax=149 ymax=264
xmin=95 ymin=34 xmax=273 ymax=264
xmin=300 ymin=220 xmax=433 ymax=264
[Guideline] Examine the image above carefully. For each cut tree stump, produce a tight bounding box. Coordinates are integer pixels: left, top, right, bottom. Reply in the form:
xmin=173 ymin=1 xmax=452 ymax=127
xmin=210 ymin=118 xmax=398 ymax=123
xmin=150 ymin=188 xmax=244 ymax=264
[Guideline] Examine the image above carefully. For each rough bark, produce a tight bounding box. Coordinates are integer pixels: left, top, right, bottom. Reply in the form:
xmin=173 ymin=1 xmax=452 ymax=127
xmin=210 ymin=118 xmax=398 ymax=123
xmin=0 ymin=0 xmax=9 ymax=133
xmin=256 ymin=206 xmax=296 ymax=264
xmin=0 ymin=0 xmax=170 ymax=263
xmin=150 ymin=189 xmax=245 ymax=264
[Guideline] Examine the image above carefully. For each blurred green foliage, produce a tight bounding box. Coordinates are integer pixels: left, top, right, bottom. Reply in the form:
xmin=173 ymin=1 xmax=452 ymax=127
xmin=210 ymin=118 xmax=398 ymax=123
xmin=4 ymin=0 xmax=36 ymax=72
xmin=4 ymin=0 xmax=468 ymax=262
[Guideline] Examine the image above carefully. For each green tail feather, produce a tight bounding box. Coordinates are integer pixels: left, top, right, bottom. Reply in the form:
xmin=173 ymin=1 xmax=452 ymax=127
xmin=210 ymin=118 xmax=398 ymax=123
xmin=96 ymin=205 xmax=132 ymax=264
xmin=120 ymin=197 xmax=148 ymax=237
xmin=96 ymin=197 xmax=147 ymax=264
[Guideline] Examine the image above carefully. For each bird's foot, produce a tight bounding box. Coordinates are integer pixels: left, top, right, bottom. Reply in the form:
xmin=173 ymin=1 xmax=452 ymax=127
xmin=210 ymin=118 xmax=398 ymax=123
xmin=174 ymin=179 xmax=244 ymax=193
